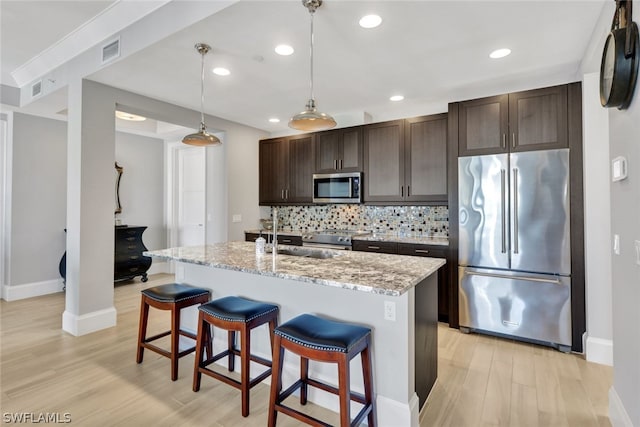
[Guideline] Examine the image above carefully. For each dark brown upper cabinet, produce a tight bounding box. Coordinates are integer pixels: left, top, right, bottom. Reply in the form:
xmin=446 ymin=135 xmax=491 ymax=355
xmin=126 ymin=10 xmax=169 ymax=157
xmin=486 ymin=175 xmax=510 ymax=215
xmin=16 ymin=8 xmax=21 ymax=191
xmin=404 ymin=114 xmax=448 ymax=202
xmin=314 ymin=127 xmax=363 ymax=173
xmin=458 ymin=84 xmax=568 ymax=157
xmin=259 ymin=135 xmax=313 ymax=205
xmin=363 ymin=115 xmax=448 ymax=204
xmin=363 ymin=120 xmax=405 ymax=202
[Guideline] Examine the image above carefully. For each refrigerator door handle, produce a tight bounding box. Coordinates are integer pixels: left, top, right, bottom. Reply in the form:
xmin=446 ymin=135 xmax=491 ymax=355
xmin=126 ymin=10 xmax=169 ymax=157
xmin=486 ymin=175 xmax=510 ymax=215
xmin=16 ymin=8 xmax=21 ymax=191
xmin=501 ymin=169 xmax=506 ymax=253
xmin=466 ymin=270 xmax=562 ymax=285
xmin=513 ymin=167 xmax=519 ymax=254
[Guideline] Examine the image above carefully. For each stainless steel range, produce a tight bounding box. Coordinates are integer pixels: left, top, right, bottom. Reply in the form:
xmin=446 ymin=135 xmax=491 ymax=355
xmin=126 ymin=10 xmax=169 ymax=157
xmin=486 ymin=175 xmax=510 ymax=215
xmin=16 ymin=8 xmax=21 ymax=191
xmin=301 ymin=229 xmax=371 ymax=250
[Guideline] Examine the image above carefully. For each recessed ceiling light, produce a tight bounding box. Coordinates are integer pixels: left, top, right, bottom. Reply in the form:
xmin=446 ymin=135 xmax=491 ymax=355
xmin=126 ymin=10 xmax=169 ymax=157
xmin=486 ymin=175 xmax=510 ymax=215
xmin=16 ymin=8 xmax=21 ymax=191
xmin=115 ymin=111 xmax=146 ymax=121
xmin=269 ymin=118 xmax=280 ymax=123
xmin=275 ymin=44 xmax=294 ymax=56
xmin=359 ymin=14 xmax=382 ymax=29
xmin=390 ymin=95 xmax=404 ymax=102
xmin=489 ymin=48 xmax=511 ymax=59
xmin=212 ymin=67 xmax=230 ymax=76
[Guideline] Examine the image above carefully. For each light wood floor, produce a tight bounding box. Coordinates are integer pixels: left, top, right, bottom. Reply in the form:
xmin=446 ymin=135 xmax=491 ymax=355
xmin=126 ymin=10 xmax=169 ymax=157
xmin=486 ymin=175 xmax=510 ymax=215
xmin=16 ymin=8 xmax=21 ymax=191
xmin=1 ymin=274 xmax=612 ymax=426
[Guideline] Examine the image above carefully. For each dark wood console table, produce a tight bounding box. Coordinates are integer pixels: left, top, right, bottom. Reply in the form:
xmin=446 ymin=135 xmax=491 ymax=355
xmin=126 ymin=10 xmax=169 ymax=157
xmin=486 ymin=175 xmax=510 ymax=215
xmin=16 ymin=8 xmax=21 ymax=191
xmin=59 ymin=225 xmax=152 ymax=285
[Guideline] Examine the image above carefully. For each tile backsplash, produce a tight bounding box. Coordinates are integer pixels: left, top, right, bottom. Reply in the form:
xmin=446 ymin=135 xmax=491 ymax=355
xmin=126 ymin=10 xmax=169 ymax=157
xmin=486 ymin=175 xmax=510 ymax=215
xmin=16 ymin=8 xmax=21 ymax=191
xmin=266 ymin=205 xmax=449 ymax=237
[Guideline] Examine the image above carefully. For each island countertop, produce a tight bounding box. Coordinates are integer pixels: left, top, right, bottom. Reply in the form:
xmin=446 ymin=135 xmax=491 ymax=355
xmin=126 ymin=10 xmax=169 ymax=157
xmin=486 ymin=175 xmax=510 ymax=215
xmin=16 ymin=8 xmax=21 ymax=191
xmin=145 ymin=241 xmax=445 ymax=296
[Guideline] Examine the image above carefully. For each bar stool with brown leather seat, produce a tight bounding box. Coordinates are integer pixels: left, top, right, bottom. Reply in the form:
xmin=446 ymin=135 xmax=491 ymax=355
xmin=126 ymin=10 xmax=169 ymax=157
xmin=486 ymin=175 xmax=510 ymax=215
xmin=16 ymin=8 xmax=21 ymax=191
xmin=268 ymin=313 xmax=376 ymax=427
xmin=136 ymin=283 xmax=211 ymax=381
xmin=192 ymin=295 xmax=279 ymax=417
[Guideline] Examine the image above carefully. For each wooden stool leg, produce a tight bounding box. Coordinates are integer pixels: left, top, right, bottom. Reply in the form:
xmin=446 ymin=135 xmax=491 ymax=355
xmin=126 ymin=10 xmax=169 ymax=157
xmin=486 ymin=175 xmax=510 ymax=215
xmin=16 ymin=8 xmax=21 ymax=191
xmin=205 ymin=322 xmax=213 ymax=360
xmin=240 ymin=326 xmax=251 ymax=417
xmin=228 ymin=330 xmax=236 ymax=372
xmin=170 ymin=304 xmax=180 ymax=381
xmin=361 ymin=343 xmax=376 ymax=427
xmin=136 ymin=297 xmax=149 ymax=363
xmin=338 ymin=355 xmax=351 ymax=427
xmin=267 ymin=335 xmax=284 ymax=427
xmin=300 ymin=356 xmax=309 ymax=405
xmin=193 ymin=312 xmax=207 ymax=392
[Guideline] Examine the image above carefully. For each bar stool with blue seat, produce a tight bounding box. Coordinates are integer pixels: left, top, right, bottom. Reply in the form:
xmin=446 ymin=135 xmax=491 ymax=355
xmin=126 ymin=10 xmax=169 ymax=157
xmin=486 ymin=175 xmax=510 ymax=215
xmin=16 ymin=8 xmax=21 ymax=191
xmin=136 ymin=283 xmax=211 ymax=381
xmin=192 ymin=296 xmax=279 ymax=417
xmin=267 ymin=313 xmax=376 ymax=427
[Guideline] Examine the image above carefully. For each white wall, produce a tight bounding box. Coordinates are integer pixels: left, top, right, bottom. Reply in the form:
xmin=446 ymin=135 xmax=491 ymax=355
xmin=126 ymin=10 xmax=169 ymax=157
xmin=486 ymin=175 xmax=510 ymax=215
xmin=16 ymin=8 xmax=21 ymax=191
xmin=115 ymin=131 xmax=166 ymax=251
xmin=2 ymin=113 xmax=67 ymax=300
xmin=607 ymin=91 xmax=640 ymax=427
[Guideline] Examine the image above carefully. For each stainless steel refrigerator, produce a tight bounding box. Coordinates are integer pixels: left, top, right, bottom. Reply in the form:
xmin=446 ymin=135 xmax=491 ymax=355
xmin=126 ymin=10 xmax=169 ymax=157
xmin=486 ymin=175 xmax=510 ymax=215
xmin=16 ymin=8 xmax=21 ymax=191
xmin=458 ymin=149 xmax=571 ymax=352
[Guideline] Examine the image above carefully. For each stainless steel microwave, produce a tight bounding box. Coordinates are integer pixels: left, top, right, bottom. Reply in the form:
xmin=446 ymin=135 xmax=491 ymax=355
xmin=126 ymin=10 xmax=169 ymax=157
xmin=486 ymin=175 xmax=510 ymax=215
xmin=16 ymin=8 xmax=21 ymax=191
xmin=313 ymin=172 xmax=362 ymax=204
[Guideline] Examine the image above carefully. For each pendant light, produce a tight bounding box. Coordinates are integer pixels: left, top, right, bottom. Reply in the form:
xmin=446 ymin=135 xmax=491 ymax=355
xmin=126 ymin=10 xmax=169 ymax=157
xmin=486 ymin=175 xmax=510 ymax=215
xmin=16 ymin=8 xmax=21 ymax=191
xmin=289 ymin=0 xmax=336 ymax=131
xmin=182 ymin=43 xmax=221 ymax=146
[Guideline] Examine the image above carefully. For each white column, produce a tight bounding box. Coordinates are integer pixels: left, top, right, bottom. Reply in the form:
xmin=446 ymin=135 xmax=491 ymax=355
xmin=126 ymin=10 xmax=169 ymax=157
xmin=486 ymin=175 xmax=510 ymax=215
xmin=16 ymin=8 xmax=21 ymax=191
xmin=582 ymin=73 xmax=613 ymax=365
xmin=63 ymin=79 xmax=117 ymax=335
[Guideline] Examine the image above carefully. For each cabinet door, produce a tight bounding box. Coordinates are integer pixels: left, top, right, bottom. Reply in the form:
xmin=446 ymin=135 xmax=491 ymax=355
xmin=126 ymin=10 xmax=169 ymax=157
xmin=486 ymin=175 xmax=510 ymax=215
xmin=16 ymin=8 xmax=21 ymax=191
xmin=458 ymin=94 xmax=508 ymax=156
xmin=363 ymin=120 xmax=405 ymax=202
xmin=405 ymin=114 xmax=448 ymax=202
xmin=259 ymin=138 xmax=288 ymax=205
xmin=398 ymin=243 xmax=449 ymax=322
xmin=315 ymin=130 xmax=341 ymax=173
xmin=288 ymin=135 xmax=314 ymax=203
xmin=340 ymin=128 xmax=363 ymax=172
xmin=509 ymin=85 xmax=568 ymax=152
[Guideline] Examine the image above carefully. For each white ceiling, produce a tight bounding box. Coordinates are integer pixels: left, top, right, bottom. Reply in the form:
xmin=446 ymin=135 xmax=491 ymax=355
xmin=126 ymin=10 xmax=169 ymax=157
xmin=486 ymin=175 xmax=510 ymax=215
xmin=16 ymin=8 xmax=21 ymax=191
xmin=1 ymin=1 xmax=608 ymax=134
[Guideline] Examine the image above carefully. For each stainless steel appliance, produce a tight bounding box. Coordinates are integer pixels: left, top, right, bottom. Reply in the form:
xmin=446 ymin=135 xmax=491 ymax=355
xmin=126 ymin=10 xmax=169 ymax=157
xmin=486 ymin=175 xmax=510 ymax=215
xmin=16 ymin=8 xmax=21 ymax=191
xmin=313 ymin=172 xmax=362 ymax=204
xmin=458 ymin=149 xmax=572 ymax=352
xmin=302 ymin=229 xmax=370 ymax=250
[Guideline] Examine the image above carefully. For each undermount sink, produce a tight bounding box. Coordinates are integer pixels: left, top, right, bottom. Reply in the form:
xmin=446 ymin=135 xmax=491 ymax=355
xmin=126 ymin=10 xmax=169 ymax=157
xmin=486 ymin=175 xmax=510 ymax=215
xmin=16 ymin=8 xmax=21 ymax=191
xmin=270 ymin=248 xmax=340 ymax=259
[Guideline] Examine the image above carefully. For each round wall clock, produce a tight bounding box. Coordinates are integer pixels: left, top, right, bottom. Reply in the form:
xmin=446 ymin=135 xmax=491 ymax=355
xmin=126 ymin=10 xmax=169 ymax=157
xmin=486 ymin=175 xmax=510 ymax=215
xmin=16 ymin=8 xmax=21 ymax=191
xmin=600 ymin=22 xmax=639 ymax=109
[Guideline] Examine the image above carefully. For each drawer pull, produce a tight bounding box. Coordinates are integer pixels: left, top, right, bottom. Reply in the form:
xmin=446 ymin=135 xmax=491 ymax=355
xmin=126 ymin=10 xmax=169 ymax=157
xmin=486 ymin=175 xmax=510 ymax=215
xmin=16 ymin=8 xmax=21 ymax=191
xmin=129 ymin=255 xmax=139 ymax=260
xmin=129 ymin=267 xmax=139 ymax=272
xmin=128 ymin=245 xmax=137 ymax=250
xmin=126 ymin=237 xmax=135 ymax=241
xmin=281 ymin=239 xmax=292 ymax=243
xmin=367 ymin=246 xmax=380 ymax=250
xmin=415 ymin=249 xmax=430 ymax=254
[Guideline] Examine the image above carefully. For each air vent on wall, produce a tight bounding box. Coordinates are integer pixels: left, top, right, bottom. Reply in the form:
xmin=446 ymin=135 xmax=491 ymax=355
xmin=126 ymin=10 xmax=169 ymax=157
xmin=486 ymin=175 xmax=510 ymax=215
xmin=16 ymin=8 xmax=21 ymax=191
xmin=102 ymin=37 xmax=120 ymax=64
xmin=31 ymin=80 xmax=42 ymax=98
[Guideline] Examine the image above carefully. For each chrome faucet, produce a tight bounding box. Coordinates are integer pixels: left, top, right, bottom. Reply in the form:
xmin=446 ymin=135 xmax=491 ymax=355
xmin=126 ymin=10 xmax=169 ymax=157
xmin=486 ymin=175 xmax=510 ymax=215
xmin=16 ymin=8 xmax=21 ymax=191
xmin=272 ymin=207 xmax=279 ymax=254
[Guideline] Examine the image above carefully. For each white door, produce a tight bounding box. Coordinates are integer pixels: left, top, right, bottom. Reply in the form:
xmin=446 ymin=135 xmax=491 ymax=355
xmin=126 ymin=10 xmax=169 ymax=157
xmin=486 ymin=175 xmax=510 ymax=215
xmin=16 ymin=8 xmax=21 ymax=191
xmin=177 ymin=147 xmax=205 ymax=246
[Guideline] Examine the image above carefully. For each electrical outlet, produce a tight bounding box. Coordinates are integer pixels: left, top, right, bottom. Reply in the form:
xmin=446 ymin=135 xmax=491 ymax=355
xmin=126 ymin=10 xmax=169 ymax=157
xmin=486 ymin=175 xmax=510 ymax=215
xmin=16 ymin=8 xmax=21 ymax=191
xmin=614 ymin=234 xmax=620 ymax=255
xmin=635 ymin=240 xmax=640 ymax=266
xmin=384 ymin=301 xmax=396 ymax=321
xmin=232 ymin=214 xmax=242 ymax=223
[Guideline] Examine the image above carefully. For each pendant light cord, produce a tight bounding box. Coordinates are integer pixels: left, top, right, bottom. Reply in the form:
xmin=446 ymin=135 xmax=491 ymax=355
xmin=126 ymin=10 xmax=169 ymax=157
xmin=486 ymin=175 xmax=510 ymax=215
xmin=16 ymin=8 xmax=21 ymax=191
xmin=309 ymin=9 xmax=315 ymax=103
xmin=200 ymin=50 xmax=206 ymax=128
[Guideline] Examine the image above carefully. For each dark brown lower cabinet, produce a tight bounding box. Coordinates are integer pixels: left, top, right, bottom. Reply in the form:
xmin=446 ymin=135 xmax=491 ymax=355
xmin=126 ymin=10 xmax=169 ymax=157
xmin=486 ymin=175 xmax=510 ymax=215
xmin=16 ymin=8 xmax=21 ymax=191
xmin=353 ymin=240 xmax=449 ymax=323
xmin=244 ymin=232 xmax=302 ymax=246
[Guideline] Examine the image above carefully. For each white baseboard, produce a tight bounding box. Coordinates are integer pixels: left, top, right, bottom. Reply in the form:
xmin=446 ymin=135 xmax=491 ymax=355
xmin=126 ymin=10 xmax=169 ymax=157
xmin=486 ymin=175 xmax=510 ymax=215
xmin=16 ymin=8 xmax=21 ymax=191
xmin=586 ymin=336 xmax=614 ymax=366
xmin=1 ymin=278 xmax=64 ymax=301
xmin=148 ymin=262 xmax=169 ymax=276
xmin=62 ymin=306 xmax=117 ymax=336
xmin=609 ymin=386 xmax=634 ymax=427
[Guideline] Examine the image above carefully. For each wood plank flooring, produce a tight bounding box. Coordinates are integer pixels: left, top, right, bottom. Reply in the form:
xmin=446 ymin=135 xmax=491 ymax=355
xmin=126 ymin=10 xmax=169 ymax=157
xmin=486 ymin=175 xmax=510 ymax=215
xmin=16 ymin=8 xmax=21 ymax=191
xmin=1 ymin=274 xmax=612 ymax=426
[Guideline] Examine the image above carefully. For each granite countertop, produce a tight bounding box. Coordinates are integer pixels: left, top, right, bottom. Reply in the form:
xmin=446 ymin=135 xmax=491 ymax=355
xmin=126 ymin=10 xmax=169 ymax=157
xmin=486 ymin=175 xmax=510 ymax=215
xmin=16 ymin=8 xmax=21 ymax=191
xmin=353 ymin=233 xmax=449 ymax=246
xmin=245 ymin=229 xmax=448 ymax=246
xmin=145 ymin=241 xmax=445 ymax=297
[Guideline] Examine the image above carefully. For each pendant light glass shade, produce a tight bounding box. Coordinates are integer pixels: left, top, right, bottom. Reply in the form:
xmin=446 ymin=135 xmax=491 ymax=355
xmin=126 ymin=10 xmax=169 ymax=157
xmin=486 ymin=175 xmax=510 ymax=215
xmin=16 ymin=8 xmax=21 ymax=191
xmin=289 ymin=0 xmax=336 ymax=132
xmin=183 ymin=43 xmax=221 ymax=146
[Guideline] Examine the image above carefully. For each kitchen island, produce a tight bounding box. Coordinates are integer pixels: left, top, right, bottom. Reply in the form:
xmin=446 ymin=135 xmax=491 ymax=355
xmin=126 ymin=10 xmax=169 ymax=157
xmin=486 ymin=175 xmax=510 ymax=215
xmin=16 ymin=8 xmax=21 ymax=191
xmin=145 ymin=242 xmax=445 ymax=427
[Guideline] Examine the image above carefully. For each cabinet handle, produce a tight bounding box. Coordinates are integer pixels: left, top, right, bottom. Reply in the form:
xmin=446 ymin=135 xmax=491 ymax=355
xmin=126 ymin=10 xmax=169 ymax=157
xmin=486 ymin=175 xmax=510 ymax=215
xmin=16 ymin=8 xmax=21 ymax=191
xmin=502 ymin=134 xmax=506 ymax=149
xmin=285 ymin=189 xmax=289 ymax=199
xmin=512 ymin=133 xmax=516 ymax=148
xmin=339 ymin=159 xmax=343 ymax=170
xmin=367 ymin=245 xmax=380 ymax=250
xmin=334 ymin=159 xmax=338 ymax=170
xmin=415 ymin=249 xmax=430 ymax=254
xmin=282 ymin=239 xmax=292 ymax=243
xmin=401 ymin=186 xmax=404 ymax=197
xmin=407 ymin=185 xmax=410 ymax=197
